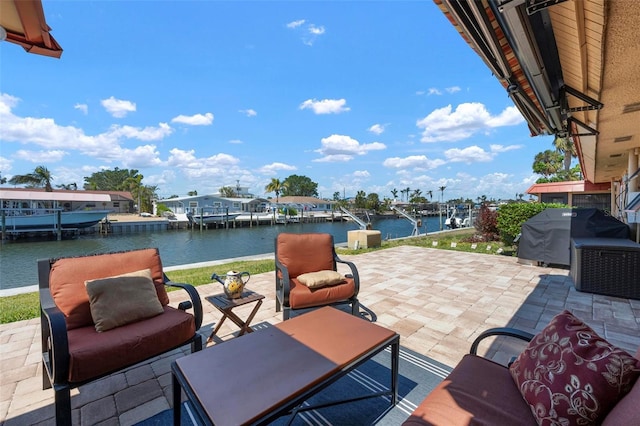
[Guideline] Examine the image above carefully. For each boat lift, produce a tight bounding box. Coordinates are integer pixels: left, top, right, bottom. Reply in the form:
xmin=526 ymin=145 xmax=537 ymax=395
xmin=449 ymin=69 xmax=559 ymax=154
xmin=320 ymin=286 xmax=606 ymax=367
xmin=391 ymin=206 xmax=420 ymax=237
xmin=339 ymin=206 xmax=371 ymax=230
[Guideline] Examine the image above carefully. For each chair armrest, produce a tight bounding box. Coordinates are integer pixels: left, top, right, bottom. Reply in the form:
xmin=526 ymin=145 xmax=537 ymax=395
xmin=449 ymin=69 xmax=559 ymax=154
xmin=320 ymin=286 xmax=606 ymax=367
xmin=334 ymin=257 xmax=360 ymax=294
xmin=163 ymin=275 xmax=203 ymax=331
xmin=275 ymin=257 xmax=292 ymax=306
xmin=40 ymin=289 xmax=70 ymax=386
xmin=470 ymin=327 xmax=534 ymax=356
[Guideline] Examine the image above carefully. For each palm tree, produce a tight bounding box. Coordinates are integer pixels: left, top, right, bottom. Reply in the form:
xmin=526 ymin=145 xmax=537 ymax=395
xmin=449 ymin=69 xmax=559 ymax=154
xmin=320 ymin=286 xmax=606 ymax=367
xmin=427 ymin=190 xmax=433 ymax=201
xmin=410 ymin=189 xmax=422 ymax=203
xmin=438 ymin=186 xmax=446 ymax=203
xmin=390 ymin=188 xmax=398 ymax=200
xmin=404 ymin=187 xmax=411 ymax=202
xmin=533 ymin=150 xmax=563 ymax=177
xmin=553 ymin=136 xmax=577 ymax=172
xmin=8 ymin=165 xmax=54 ymax=191
xmin=265 ymin=178 xmax=287 ymax=203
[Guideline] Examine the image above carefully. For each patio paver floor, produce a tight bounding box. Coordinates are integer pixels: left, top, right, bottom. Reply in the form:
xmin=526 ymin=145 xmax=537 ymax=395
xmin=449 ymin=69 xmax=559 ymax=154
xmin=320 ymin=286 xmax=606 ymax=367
xmin=2 ymin=245 xmax=639 ymax=425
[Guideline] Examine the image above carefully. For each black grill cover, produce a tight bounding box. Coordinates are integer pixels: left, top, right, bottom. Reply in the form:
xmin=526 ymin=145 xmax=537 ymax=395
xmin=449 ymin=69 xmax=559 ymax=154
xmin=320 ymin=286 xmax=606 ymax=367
xmin=517 ymin=208 xmax=630 ymax=266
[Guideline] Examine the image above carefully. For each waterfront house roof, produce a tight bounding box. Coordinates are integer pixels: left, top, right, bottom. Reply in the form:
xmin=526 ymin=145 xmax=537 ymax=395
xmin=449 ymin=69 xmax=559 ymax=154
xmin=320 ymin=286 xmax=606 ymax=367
xmin=526 ymin=180 xmax=611 ymax=196
xmin=276 ymin=196 xmax=334 ymax=206
xmin=0 ymin=188 xmax=133 ymax=202
xmin=0 ymin=0 xmax=63 ymax=58
xmin=435 ymin=0 xmax=640 ymax=185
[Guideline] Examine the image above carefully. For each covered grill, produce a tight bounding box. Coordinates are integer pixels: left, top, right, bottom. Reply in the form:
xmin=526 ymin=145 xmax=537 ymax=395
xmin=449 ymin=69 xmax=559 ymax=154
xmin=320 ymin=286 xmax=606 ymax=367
xmin=517 ymin=208 xmax=630 ymax=267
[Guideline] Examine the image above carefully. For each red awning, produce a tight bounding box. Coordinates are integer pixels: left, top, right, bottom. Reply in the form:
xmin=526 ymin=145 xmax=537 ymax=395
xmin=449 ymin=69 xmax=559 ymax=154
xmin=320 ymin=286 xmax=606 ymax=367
xmin=526 ymin=180 xmax=611 ymax=195
xmin=0 ymin=0 xmax=63 ymax=58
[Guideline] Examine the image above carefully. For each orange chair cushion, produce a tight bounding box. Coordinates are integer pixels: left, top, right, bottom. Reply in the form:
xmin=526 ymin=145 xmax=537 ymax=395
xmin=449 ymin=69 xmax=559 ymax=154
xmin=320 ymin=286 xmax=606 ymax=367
xmin=49 ymin=249 xmax=170 ymax=330
xmin=66 ymin=306 xmax=195 ymax=383
xmin=289 ymin=276 xmax=356 ymax=309
xmin=276 ymin=233 xmax=335 ymax=278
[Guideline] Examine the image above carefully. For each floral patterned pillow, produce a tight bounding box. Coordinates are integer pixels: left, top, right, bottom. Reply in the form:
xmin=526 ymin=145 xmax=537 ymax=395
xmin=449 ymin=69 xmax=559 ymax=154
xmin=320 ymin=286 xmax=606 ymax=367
xmin=509 ymin=310 xmax=640 ymax=426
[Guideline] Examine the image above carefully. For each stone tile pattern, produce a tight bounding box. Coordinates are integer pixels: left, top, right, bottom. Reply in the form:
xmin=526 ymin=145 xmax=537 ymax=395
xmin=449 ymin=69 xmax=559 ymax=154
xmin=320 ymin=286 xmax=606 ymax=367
xmin=1 ymin=246 xmax=638 ymax=425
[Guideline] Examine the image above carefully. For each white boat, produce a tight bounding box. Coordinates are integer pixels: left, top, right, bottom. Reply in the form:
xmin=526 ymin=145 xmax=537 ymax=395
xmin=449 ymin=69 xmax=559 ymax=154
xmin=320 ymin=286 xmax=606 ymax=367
xmin=1 ymin=209 xmax=109 ymax=230
xmin=187 ymin=211 xmax=242 ymax=225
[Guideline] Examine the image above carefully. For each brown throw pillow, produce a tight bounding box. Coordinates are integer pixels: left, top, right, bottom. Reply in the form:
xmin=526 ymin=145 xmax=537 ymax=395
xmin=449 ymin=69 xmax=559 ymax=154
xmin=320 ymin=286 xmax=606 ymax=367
xmin=85 ymin=269 xmax=164 ymax=332
xmin=297 ymin=270 xmax=345 ymax=289
xmin=509 ymin=310 xmax=640 ymax=425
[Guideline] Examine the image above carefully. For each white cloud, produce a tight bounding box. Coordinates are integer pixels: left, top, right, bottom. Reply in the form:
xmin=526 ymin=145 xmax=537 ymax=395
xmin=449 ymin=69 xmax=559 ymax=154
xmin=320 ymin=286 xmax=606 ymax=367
xmin=105 ymin=123 xmax=173 ymax=141
xmin=308 ymin=24 xmax=325 ymax=35
xmin=239 ymin=109 xmax=257 ymax=117
xmin=353 ymin=170 xmax=370 ymax=178
xmin=382 ymin=155 xmax=446 ymax=170
xmin=286 ymin=19 xmax=305 ymax=29
xmin=427 ymin=88 xmax=442 ymax=96
xmin=490 ymin=144 xmax=523 ymax=153
xmin=14 ymin=149 xmax=66 ymax=163
xmin=228 ymin=139 xmax=243 ymax=144
xmin=74 ymin=103 xmax=88 ymax=115
xmin=443 ymin=146 xmax=494 ymax=163
xmin=120 ymin=145 xmax=163 ymax=168
xmin=314 ymin=134 xmax=386 ymax=162
xmin=417 ymin=103 xmax=525 ymax=142
xmin=0 ymin=93 xmax=19 ymax=114
xmin=0 ymin=156 xmax=12 ymax=174
xmin=368 ymin=124 xmax=385 ymax=135
xmin=446 ymin=86 xmax=461 ymax=94
xmin=101 ymin=96 xmax=136 ymax=118
xmin=171 ymin=112 xmax=214 ymax=126
xmin=287 ymin=19 xmax=325 ymax=46
xmin=258 ymin=162 xmax=297 ymax=174
xmin=299 ymin=98 xmax=350 ymax=114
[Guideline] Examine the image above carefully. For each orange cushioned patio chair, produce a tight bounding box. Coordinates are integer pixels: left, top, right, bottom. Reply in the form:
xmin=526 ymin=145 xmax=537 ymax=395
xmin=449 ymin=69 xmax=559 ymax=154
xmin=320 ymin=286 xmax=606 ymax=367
xmin=38 ymin=248 xmax=203 ymax=426
xmin=275 ymin=233 xmax=360 ymax=320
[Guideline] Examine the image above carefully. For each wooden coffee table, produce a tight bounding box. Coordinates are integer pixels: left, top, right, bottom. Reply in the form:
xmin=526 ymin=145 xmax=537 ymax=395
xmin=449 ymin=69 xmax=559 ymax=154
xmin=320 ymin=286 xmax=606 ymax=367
xmin=172 ymin=306 xmax=399 ymax=425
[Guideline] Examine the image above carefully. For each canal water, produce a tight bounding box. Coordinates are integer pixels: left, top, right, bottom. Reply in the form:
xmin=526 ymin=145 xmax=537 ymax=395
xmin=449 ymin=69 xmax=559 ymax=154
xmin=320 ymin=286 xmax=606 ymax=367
xmin=0 ymin=216 xmax=446 ymax=290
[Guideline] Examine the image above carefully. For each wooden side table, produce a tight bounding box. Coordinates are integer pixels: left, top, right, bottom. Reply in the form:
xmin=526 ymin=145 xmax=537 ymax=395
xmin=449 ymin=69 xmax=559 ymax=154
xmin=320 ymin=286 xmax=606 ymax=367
xmin=205 ymin=290 xmax=264 ymax=342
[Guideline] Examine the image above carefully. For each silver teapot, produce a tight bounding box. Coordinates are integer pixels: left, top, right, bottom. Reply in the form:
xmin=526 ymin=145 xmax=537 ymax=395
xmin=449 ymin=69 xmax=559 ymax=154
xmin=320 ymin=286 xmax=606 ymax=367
xmin=211 ymin=271 xmax=251 ymax=299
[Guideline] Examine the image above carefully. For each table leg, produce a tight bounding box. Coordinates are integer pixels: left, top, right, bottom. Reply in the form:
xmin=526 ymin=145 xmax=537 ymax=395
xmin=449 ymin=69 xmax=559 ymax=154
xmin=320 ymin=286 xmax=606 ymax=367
xmin=240 ymin=299 xmax=263 ymax=335
xmin=207 ymin=313 xmax=229 ymax=342
xmin=172 ymin=370 xmax=181 ymax=426
xmin=390 ymin=338 xmax=399 ymax=405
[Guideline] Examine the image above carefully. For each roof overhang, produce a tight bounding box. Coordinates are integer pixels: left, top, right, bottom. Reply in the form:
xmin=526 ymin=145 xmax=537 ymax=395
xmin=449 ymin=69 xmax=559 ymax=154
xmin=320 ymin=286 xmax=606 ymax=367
xmin=435 ymin=0 xmax=640 ymax=184
xmin=0 ymin=190 xmax=110 ymax=202
xmin=0 ymin=0 xmax=62 ymax=58
xmin=526 ymin=180 xmax=611 ymax=195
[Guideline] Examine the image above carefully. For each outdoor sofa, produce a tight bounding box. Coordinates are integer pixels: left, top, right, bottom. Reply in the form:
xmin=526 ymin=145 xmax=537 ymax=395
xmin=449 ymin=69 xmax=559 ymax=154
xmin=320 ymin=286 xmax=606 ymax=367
xmin=403 ymin=310 xmax=640 ymax=425
xmin=38 ymin=248 xmax=203 ymax=426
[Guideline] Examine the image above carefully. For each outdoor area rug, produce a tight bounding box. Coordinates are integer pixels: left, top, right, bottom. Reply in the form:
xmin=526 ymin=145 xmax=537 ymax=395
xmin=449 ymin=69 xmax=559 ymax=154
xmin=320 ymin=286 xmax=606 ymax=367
xmin=136 ymin=346 xmax=451 ymax=425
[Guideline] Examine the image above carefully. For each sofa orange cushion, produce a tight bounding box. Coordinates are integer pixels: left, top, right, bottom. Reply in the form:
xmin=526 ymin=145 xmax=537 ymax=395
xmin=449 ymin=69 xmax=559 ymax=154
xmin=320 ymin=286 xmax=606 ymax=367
xmin=66 ymin=306 xmax=195 ymax=383
xmin=509 ymin=310 xmax=640 ymax=425
xmin=49 ymin=248 xmax=170 ymax=330
xmin=403 ymin=354 xmax=537 ymax=426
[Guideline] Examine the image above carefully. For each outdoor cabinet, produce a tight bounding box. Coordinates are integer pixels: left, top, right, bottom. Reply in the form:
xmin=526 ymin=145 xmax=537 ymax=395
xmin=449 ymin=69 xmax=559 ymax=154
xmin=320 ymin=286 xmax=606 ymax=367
xmin=570 ymin=237 xmax=640 ymax=300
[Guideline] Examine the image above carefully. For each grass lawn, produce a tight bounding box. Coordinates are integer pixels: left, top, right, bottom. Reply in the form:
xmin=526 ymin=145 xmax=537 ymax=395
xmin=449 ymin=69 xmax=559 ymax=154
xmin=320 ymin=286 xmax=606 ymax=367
xmin=0 ymin=230 xmax=510 ymax=324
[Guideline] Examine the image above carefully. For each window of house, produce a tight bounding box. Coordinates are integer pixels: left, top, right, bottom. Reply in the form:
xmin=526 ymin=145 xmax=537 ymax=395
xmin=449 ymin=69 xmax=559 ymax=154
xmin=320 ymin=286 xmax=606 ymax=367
xmin=113 ymin=202 xmax=120 ymax=207
xmin=541 ymin=193 xmax=567 ymax=205
xmin=573 ymin=193 xmax=611 ymax=212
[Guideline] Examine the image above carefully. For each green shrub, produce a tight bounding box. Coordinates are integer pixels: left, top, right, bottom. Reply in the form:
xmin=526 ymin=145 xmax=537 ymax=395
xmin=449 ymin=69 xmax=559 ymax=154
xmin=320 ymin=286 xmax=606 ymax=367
xmin=497 ymin=202 xmax=568 ymax=245
xmin=156 ymin=203 xmax=172 ymax=217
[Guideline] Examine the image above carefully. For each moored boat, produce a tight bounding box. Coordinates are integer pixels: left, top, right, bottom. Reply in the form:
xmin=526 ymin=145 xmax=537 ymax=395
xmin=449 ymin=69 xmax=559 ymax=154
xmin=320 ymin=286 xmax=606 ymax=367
xmin=1 ymin=209 xmax=109 ymax=230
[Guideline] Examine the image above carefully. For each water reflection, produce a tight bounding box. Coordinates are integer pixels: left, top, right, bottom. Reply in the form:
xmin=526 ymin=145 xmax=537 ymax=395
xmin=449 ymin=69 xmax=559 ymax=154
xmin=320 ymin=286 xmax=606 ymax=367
xmin=0 ymin=216 xmax=444 ymax=290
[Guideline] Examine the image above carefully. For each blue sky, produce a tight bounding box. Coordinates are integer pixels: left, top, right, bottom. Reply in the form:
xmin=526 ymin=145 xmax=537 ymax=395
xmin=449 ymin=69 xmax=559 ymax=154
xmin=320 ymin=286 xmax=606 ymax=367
xmin=0 ymin=1 xmax=554 ymax=202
